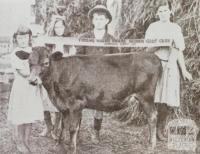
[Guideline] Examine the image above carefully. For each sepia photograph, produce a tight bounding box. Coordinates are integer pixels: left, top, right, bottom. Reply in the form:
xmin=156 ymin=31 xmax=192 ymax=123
xmin=0 ymin=0 xmax=200 ymax=154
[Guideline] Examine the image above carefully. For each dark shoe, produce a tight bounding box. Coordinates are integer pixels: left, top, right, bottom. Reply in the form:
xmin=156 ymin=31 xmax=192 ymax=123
xmin=91 ymin=118 xmax=102 ymax=144
xmin=94 ymin=118 xmax=102 ymax=131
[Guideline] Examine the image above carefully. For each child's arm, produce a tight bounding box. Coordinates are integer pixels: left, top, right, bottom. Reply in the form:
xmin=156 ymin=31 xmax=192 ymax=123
xmin=168 ymin=48 xmax=191 ymax=79
xmin=16 ymin=69 xmax=29 ymax=78
xmin=173 ymin=26 xmax=193 ymax=81
xmin=11 ymin=50 xmax=30 ymax=78
xmin=177 ymin=50 xmax=192 ymax=81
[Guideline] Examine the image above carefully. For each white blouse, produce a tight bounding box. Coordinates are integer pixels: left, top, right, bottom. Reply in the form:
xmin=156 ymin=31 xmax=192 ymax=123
xmin=11 ymin=47 xmax=32 ymax=78
xmin=145 ymin=21 xmax=185 ymax=51
xmin=145 ymin=21 xmax=185 ymax=61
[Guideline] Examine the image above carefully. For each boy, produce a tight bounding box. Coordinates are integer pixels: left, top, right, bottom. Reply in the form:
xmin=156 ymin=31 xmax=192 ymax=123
xmin=76 ymin=4 xmax=119 ymax=143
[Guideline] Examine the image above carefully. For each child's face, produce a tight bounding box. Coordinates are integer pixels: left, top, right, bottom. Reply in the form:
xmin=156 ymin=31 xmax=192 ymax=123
xmin=92 ymin=13 xmax=109 ymax=30
xmin=54 ymin=20 xmax=65 ymax=36
xmin=16 ymin=34 xmax=30 ymax=48
xmin=157 ymin=5 xmax=171 ymax=22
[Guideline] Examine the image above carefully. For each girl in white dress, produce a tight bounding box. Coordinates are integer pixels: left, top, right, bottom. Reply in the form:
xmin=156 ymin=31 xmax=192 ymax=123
xmin=7 ymin=26 xmax=44 ymax=153
xmin=145 ymin=1 xmax=192 ymax=141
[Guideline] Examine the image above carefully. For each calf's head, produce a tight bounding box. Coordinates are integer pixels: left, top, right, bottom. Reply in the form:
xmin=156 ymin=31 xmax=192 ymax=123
xmin=29 ymin=46 xmax=50 ymax=85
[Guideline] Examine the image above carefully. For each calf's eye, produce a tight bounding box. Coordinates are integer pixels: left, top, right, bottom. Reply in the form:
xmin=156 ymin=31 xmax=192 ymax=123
xmin=42 ymin=62 xmax=49 ymax=67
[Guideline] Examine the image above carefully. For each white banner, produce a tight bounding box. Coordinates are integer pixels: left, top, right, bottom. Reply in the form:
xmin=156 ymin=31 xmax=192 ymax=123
xmin=34 ymin=36 xmax=172 ymax=48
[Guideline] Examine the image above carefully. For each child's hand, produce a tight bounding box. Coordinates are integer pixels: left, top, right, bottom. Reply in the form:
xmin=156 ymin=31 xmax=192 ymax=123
xmin=16 ymin=69 xmax=30 ymax=78
xmin=182 ymin=70 xmax=193 ymax=81
xmin=36 ymin=77 xmax=42 ymax=85
xmin=28 ymin=76 xmax=42 ymax=85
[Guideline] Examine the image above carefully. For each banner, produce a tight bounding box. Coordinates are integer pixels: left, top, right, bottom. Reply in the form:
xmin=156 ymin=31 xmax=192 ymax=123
xmin=34 ymin=36 xmax=172 ymax=48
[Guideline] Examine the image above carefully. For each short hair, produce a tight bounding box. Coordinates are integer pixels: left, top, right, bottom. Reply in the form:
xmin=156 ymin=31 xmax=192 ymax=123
xmin=156 ymin=0 xmax=172 ymax=11
xmin=91 ymin=11 xmax=110 ymax=31
xmin=92 ymin=11 xmax=109 ymax=19
xmin=13 ymin=25 xmax=32 ymax=46
xmin=156 ymin=0 xmax=173 ymax=21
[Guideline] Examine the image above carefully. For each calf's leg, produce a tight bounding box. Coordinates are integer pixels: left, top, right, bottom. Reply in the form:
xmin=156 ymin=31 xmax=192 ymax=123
xmin=40 ymin=111 xmax=53 ymax=137
xmin=69 ymin=119 xmax=81 ymax=154
xmin=156 ymin=103 xmax=168 ymax=141
xmin=57 ymin=116 xmax=64 ymax=144
xmin=136 ymin=93 xmax=157 ymax=149
xmin=52 ymin=112 xmax=62 ymax=140
xmin=68 ymin=110 xmax=82 ymax=154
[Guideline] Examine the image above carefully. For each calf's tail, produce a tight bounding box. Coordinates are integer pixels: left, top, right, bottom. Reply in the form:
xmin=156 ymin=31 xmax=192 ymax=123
xmin=113 ymin=94 xmax=147 ymax=126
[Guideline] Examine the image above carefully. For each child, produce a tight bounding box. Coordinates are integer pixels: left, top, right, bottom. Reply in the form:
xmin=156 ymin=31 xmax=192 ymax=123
xmin=47 ymin=15 xmax=76 ymax=59
xmin=7 ymin=25 xmax=44 ymax=153
xmin=145 ymin=1 xmax=192 ymax=141
xmin=76 ymin=4 xmax=119 ymax=143
xmin=39 ymin=16 xmax=68 ymax=140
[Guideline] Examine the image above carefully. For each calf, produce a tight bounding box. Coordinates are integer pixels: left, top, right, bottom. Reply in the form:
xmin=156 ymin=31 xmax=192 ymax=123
xmin=29 ymin=46 xmax=162 ymax=154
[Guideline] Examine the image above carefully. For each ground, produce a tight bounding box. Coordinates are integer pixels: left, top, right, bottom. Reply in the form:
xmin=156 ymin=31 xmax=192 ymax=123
xmin=0 ymin=82 xmax=199 ymax=154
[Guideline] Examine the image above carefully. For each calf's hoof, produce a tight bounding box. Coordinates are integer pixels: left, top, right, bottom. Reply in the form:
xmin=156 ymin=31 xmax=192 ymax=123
xmin=69 ymin=150 xmax=77 ymax=154
xmin=39 ymin=129 xmax=52 ymax=138
xmin=147 ymin=145 xmax=155 ymax=152
xmin=69 ymin=144 xmax=77 ymax=154
xmin=16 ymin=142 xmax=31 ymax=154
xmin=157 ymin=130 xmax=167 ymax=142
xmin=51 ymin=130 xmax=60 ymax=140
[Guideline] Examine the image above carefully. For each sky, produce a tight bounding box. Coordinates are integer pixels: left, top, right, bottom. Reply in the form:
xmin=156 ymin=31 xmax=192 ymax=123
xmin=0 ymin=0 xmax=35 ymax=37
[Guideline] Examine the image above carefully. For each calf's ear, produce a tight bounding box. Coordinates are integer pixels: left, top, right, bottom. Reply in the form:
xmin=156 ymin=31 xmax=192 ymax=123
xmin=51 ymin=51 xmax=63 ymax=61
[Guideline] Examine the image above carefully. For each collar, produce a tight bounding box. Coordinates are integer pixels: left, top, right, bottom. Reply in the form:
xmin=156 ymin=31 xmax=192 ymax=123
xmin=14 ymin=47 xmax=32 ymax=54
xmin=92 ymin=30 xmax=106 ymax=40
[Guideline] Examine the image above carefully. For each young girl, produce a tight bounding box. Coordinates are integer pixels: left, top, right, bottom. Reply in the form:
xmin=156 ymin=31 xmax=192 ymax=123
xmin=7 ymin=25 xmax=44 ymax=153
xmin=145 ymin=1 xmax=192 ymax=141
xmin=47 ymin=15 xmax=76 ymax=58
xmin=40 ymin=16 xmax=74 ymax=140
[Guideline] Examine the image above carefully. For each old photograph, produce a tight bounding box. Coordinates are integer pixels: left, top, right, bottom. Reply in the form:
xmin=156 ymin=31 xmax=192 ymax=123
xmin=0 ymin=0 xmax=200 ymax=154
